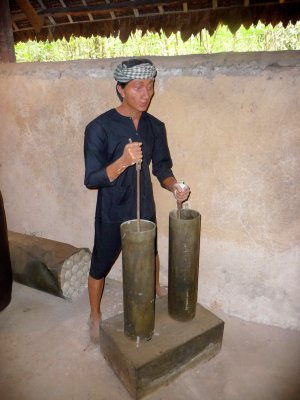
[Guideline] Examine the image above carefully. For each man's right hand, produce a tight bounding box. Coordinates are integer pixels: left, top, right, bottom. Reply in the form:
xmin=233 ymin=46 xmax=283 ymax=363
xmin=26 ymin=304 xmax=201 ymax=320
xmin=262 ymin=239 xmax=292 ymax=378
xmin=123 ymin=141 xmax=143 ymax=166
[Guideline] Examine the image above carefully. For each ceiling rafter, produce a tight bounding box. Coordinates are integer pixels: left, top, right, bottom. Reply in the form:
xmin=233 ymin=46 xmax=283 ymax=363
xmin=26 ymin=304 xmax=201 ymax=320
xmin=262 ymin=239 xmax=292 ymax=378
xmin=105 ymin=0 xmax=116 ymax=20
xmin=81 ymin=0 xmax=94 ymax=21
xmin=36 ymin=1 xmax=190 ymax=17
xmin=158 ymin=5 xmax=164 ymax=14
xmin=131 ymin=0 xmax=140 ymax=17
xmin=59 ymin=0 xmax=74 ymax=24
xmin=32 ymin=0 xmax=300 ymax=18
xmin=8 ymin=0 xmax=300 ymax=43
xmin=15 ymin=0 xmax=44 ymax=32
xmin=36 ymin=0 xmax=56 ymax=25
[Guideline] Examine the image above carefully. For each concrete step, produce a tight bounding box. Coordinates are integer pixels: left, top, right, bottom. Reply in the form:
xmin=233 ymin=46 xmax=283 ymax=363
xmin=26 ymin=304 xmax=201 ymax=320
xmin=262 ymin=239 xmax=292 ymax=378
xmin=100 ymin=295 xmax=224 ymax=399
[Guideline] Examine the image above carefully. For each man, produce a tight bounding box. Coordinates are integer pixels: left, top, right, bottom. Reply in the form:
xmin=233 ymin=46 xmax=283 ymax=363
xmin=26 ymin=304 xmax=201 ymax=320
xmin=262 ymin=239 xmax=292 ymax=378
xmin=84 ymin=58 xmax=190 ymax=343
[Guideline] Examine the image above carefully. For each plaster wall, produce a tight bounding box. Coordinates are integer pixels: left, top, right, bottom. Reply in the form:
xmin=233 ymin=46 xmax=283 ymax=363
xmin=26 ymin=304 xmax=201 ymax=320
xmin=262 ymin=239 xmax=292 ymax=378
xmin=0 ymin=52 xmax=299 ymax=330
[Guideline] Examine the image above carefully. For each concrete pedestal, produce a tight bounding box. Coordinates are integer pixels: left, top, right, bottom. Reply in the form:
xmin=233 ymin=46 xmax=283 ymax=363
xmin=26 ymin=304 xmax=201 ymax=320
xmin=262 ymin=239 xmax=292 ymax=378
xmin=100 ymin=296 xmax=224 ymax=399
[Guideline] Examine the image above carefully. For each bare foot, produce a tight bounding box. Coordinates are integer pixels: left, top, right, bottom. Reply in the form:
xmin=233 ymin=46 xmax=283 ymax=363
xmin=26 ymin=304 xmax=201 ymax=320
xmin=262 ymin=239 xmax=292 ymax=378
xmin=156 ymin=285 xmax=168 ymax=298
xmin=88 ymin=313 xmax=102 ymax=344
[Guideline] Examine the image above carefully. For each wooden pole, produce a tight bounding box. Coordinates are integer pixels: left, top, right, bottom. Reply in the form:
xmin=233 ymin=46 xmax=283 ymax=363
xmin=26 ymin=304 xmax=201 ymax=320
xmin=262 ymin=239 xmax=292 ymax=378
xmin=0 ymin=191 xmax=12 ymax=311
xmin=0 ymin=0 xmax=16 ymax=63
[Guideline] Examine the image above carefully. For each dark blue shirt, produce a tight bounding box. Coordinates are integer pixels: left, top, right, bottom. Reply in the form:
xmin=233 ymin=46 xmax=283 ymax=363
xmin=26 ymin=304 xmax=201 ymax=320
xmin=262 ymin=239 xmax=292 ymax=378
xmin=84 ymin=109 xmax=174 ymax=223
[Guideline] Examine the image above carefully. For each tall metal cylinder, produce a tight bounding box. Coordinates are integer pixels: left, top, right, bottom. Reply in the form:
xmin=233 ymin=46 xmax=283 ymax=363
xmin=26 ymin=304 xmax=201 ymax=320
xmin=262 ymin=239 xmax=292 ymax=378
xmin=121 ymin=219 xmax=156 ymax=341
xmin=168 ymin=209 xmax=201 ymax=321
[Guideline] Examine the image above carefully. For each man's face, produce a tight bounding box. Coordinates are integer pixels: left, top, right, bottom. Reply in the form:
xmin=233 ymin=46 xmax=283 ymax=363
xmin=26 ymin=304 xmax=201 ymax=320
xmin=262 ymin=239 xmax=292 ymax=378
xmin=118 ymin=78 xmax=155 ymax=112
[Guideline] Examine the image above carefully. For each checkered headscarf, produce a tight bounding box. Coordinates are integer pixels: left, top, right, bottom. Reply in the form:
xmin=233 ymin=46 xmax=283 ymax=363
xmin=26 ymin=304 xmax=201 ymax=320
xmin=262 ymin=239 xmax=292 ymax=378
xmin=113 ymin=61 xmax=157 ymax=83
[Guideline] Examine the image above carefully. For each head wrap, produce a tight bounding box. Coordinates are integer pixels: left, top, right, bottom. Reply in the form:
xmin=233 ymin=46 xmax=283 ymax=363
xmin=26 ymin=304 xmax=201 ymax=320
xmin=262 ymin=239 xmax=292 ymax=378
xmin=113 ymin=61 xmax=157 ymax=83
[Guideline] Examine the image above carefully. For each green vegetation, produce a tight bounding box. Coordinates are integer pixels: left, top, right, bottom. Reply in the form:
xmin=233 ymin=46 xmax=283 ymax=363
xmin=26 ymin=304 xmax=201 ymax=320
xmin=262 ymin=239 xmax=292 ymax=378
xmin=15 ymin=22 xmax=300 ymax=63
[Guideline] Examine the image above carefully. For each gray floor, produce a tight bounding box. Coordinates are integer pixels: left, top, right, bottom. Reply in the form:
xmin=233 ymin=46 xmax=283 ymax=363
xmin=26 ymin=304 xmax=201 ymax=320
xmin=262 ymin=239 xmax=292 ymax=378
xmin=0 ymin=280 xmax=299 ymax=400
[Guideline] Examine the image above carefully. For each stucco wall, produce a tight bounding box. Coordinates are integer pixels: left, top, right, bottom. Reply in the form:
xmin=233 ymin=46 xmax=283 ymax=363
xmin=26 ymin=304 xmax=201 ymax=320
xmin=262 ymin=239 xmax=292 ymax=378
xmin=0 ymin=52 xmax=299 ymax=330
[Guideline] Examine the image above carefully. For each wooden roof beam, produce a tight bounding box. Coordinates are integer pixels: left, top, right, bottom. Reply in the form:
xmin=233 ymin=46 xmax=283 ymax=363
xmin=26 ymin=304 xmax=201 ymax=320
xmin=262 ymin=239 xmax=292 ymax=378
xmin=12 ymin=22 xmax=19 ymax=31
xmin=130 ymin=0 xmax=140 ymax=17
xmin=105 ymin=0 xmax=116 ymax=20
xmin=16 ymin=0 xmax=44 ymax=32
xmin=37 ymin=0 xmax=56 ymax=25
xmin=59 ymin=0 xmax=74 ymax=23
xmin=158 ymin=5 xmax=164 ymax=14
xmin=37 ymin=1 xmax=187 ymax=17
xmin=81 ymin=0 xmax=94 ymax=21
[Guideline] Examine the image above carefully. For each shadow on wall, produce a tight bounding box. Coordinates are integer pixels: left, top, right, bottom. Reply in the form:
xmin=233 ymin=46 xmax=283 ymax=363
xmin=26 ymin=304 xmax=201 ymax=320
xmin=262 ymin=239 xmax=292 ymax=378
xmin=0 ymin=190 xmax=13 ymax=311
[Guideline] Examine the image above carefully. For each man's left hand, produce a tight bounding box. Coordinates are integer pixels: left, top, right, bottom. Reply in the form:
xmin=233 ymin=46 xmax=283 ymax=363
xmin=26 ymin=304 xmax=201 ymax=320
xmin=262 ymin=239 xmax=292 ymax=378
xmin=173 ymin=182 xmax=190 ymax=203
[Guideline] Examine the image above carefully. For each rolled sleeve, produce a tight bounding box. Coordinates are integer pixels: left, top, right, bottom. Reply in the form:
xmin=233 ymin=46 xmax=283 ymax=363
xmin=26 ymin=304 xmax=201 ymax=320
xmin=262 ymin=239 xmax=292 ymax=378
xmin=84 ymin=121 xmax=112 ymax=189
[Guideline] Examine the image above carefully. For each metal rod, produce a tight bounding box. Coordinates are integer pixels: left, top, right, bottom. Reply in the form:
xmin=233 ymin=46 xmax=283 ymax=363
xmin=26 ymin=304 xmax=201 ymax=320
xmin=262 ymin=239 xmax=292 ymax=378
xmin=136 ymin=161 xmax=141 ymax=232
xmin=129 ymin=138 xmax=141 ymax=232
xmin=176 ymin=181 xmax=185 ymax=219
xmin=177 ymin=200 xmax=182 ymax=219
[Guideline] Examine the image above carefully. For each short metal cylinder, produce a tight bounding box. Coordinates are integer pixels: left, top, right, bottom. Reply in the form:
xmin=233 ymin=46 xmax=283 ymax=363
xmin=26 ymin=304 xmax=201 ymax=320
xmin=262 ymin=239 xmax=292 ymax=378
xmin=168 ymin=209 xmax=201 ymax=321
xmin=121 ymin=219 xmax=156 ymax=341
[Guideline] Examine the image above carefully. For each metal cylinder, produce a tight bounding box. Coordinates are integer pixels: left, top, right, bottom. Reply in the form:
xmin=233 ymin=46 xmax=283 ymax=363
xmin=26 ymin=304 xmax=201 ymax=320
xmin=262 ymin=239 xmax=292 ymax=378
xmin=121 ymin=219 xmax=156 ymax=341
xmin=168 ymin=209 xmax=201 ymax=321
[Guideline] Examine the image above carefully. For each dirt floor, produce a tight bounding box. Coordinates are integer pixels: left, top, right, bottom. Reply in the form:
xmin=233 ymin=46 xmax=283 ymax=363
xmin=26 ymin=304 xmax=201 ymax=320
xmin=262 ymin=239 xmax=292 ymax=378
xmin=0 ymin=280 xmax=299 ymax=400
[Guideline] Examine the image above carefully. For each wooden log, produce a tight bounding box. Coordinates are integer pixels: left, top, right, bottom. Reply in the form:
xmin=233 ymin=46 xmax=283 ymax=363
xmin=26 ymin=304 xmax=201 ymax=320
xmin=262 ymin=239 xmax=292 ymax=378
xmin=0 ymin=191 xmax=13 ymax=311
xmin=8 ymin=231 xmax=91 ymax=299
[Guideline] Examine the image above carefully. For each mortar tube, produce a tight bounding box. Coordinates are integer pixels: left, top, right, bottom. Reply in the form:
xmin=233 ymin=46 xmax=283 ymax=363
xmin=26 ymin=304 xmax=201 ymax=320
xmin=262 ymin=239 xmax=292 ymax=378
xmin=121 ymin=219 xmax=156 ymax=341
xmin=168 ymin=209 xmax=201 ymax=321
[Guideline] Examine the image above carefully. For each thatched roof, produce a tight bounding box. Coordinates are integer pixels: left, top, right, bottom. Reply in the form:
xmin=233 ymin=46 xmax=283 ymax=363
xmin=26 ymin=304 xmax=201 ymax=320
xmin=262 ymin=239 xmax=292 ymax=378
xmin=10 ymin=0 xmax=300 ymax=43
